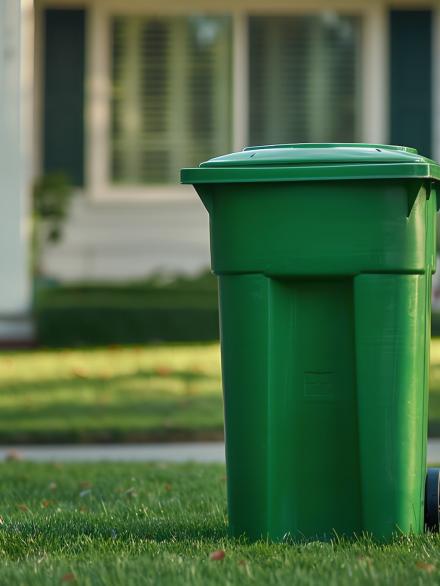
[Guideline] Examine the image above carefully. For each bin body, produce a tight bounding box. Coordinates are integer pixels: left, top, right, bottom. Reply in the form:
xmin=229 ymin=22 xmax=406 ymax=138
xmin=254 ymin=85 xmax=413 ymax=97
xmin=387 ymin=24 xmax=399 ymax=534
xmin=181 ymin=144 xmax=440 ymax=541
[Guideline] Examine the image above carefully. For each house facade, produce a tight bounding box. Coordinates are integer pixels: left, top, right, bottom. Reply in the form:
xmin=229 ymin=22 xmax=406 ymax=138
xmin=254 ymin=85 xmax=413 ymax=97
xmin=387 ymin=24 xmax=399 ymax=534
xmin=1 ymin=0 xmax=439 ymax=342
xmin=33 ymin=0 xmax=439 ymax=281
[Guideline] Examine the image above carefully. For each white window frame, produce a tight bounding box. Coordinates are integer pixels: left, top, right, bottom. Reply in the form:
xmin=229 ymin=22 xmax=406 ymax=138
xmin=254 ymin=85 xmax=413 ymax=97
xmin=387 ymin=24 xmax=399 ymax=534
xmin=36 ymin=0 xmax=392 ymax=202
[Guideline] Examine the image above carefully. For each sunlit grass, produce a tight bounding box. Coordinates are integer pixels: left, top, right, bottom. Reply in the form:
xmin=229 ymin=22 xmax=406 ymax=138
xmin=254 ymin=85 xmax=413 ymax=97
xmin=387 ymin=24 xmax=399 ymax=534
xmin=0 ymin=344 xmax=223 ymax=443
xmin=0 ymin=462 xmax=439 ymax=585
xmin=2 ymin=339 xmax=440 ymax=442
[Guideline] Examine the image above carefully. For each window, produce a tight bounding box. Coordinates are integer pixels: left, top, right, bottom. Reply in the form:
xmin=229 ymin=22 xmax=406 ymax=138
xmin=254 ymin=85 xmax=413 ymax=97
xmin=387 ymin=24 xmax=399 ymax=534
xmin=249 ymin=14 xmax=362 ymax=145
xmin=82 ymin=7 xmax=372 ymax=199
xmin=111 ymin=15 xmax=232 ymax=185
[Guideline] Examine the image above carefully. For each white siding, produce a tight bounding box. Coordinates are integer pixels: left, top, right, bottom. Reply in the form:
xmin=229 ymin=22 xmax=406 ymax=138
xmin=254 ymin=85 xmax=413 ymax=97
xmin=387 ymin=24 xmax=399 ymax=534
xmin=41 ymin=193 xmax=211 ymax=281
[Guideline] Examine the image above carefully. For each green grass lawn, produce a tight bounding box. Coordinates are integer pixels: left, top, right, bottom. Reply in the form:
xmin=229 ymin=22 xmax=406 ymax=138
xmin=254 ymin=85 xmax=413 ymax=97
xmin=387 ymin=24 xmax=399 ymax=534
xmin=0 ymin=461 xmax=440 ymax=585
xmin=0 ymin=344 xmax=222 ymax=443
xmin=3 ymin=339 xmax=440 ymax=443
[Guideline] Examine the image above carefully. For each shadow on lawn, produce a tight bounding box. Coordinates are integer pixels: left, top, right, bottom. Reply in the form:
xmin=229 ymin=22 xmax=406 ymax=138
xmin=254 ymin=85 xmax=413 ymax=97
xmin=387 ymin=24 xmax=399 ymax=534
xmin=0 ymin=368 xmax=224 ymax=443
xmin=0 ymin=368 xmax=220 ymax=396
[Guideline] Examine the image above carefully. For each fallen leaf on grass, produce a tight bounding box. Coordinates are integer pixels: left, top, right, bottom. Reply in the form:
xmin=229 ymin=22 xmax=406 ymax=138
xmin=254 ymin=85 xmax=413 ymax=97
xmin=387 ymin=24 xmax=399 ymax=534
xmin=416 ymin=562 xmax=436 ymax=573
xmin=154 ymin=365 xmax=173 ymax=376
xmin=41 ymin=499 xmax=55 ymax=509
xmin=61 ymin=572 xmax=76 ymax=582
xmin=71 ymin=366 xmax=88 ymax=379
xmin=16 ymin=504 xmax=29 ymax=512
xmin=5 ymin=450 xmax=23 ymax=462
xmin=209 ymin=550 xmax=225 ymax=561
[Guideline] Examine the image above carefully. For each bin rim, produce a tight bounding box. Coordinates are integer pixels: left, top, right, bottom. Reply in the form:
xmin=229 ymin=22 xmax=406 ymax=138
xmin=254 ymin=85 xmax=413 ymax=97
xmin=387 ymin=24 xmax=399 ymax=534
xmin=180 ymin=143 xmax=440 ymax=184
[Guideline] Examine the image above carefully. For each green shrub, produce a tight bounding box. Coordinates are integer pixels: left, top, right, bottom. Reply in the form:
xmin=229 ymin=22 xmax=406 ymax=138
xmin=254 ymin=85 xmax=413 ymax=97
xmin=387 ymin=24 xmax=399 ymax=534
xmin=35 ymin=272 xmax=219 ymax=346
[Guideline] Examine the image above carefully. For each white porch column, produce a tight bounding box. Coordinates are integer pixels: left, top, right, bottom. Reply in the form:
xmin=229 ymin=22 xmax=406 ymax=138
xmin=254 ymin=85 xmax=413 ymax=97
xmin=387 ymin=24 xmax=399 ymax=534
xmin=362 ymin=4 xmax=388 ymax=144
xmin=0 ymin=0 xmax=33 ymax=343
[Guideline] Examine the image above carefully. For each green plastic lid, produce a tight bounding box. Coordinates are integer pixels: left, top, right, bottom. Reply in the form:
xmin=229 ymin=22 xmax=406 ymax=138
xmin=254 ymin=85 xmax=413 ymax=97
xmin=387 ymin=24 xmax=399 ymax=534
xmin=181 ymin=143 xmax=440 ymax=184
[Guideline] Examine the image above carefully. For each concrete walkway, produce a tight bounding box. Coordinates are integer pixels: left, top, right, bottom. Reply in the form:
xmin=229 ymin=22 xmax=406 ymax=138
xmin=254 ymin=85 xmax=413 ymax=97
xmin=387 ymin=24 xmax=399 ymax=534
xmin=0 ymin=443 xmax=226 ymax=463
xmin=1 ymin=440 xmax=440 ymax=464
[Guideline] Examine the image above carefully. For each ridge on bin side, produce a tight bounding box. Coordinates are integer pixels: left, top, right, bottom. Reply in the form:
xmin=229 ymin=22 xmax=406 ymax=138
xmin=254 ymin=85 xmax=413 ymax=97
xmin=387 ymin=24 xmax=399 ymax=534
xmin=181 ymin=143 xmax=440 ymax=185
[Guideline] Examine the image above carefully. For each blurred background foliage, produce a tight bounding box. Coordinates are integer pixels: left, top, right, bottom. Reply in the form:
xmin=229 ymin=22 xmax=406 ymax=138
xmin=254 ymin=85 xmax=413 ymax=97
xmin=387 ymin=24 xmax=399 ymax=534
xmin=32 ymin=173 xmax=74 ymax=276
xmin=34 ymin=271 xmax=219 ymax=346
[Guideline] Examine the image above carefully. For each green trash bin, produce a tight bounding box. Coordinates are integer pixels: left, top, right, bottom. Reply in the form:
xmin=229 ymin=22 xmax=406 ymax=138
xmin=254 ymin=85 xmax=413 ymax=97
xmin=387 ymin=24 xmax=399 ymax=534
xmin=181 ymin=143 xmax=440 ymax=541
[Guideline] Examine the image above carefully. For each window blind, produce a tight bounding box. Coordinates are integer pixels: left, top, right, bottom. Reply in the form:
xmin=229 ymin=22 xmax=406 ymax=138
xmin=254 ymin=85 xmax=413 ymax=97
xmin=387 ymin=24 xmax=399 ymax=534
xmin=111 ymin=15 xmax=232 ymax=185
xmin=249 ymin=14 xmax=362 ymax=146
